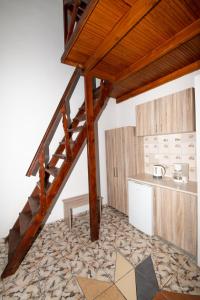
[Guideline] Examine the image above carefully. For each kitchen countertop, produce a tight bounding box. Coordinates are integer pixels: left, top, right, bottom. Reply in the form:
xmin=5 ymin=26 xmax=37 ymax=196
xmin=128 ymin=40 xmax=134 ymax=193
xmin=128 ymin=174 xmax=197 ymax=196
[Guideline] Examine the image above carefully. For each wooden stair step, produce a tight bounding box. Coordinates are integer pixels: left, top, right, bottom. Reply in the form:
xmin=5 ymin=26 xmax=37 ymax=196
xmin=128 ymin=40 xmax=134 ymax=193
xmin=76 ymin=113 xmax=86 ymax=121
xmin=28 ymin=196 xmax=40 ymax=215
xmin=45 ymin=167 xmax=59 ymax=177
xmin=59 ymin=140 xmax=74 ymax=146
xmin=8 ymin=228 xmax=21 ymax=257
xmin=19 ymin=212 xmax=32 ymax=236
xmin=53 ymin=153 xmax=66 ymax=160
xmin=68 ymin=126 xmax=83 ymax=132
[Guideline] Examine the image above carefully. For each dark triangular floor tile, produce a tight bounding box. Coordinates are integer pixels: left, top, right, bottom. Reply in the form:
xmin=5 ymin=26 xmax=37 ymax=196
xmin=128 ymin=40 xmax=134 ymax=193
xmin=136 ymin=256 xmax=159 ymax=300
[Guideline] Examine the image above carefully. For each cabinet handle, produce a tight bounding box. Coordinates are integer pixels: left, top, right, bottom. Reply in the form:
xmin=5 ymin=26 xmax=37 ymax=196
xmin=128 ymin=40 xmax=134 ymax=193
xmin=116 ymin=167 xmax=118 ymax=177
xmin=114 ymin=167 xmax=116 ymax=177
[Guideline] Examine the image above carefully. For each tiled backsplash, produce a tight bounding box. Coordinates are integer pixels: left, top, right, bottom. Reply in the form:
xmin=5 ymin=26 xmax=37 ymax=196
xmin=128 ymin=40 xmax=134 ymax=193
xmin=144 ymin=132 xmax=196 ymax=181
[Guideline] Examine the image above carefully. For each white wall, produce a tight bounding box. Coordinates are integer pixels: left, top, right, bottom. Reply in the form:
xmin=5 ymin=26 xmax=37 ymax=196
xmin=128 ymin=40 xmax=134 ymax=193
xmin=194 ymin=75 xmax=200 ymax=266
xmin=0 ymin=0 xmax=117 ymax=237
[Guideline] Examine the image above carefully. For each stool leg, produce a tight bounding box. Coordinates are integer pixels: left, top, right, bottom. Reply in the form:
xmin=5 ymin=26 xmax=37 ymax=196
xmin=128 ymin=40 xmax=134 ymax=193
xmin=70 ymin=208 xmax=73 ymax=230
xmin=64 ymin=206 xmax=71 ymax=230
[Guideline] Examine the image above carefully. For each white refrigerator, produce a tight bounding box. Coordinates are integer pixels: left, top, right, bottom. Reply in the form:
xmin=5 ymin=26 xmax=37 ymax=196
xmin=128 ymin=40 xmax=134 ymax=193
xmin=128 ymin=180 xmax=153 ymax=236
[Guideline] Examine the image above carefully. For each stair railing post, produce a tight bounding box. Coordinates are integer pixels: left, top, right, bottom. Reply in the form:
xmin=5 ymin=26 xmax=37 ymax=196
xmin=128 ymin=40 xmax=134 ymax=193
xmin=67 ymin=0 xmax=80 ymax=42
xmin=39 ymin=148 xmax=46 ymax=215
xmin=61 ymin=104 xmax=72 ymax=161
xmin=85 ymin=74 xmax=100 ymax=241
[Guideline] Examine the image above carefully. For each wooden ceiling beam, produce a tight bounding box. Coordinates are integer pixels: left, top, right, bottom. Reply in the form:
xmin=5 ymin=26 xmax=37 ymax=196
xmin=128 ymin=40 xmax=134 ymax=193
xmin=116 ymin=60 xmax=200 ymax=103
xmin=83 ymin=0 xmax=160 ymax=73
xmin=116 ymin=19 xmax=200 ymax=83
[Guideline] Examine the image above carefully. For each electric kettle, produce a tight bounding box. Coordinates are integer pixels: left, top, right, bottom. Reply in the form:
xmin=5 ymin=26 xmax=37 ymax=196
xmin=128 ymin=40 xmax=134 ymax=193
xmin=153 ymin=165 xmax=166 ymax=179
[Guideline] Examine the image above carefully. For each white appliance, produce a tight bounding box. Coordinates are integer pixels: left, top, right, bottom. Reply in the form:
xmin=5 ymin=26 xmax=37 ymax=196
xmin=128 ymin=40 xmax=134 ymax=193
xmin=153 ymin=164 xmax=166 ymax=179
xmin=173 ymin=163 xmax=189 ymax=183
xmin=128 ymin=180 xmax=153 ymax=236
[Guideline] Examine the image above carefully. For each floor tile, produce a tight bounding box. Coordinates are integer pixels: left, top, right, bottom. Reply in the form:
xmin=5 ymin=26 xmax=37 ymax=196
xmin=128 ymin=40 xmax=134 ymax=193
xmin=95 ymin=285 xmax=126 ymax=300
xmin=163 ymin=274 xmax=183 ymax=294
xmin=114 ymin=252 xmax=133 ymax=282
xmin=135 ymin=256 xmax=159 ymax=300
xmin=77 ymin=276 xmax=113 ymax=300
xmin=115 ymin=269 xmax=137 ymax=300
xmin=1 ymin=207 xmax=200 ymax=298
xmin=2 ymin=270 xmax=41 ymax=299
xmin=61 ymin=277 xmax=86 ymax=299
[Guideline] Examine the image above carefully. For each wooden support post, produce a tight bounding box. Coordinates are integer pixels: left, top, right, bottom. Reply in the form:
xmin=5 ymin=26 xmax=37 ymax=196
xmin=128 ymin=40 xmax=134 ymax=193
xmin=85 ymin=75 xmax=100 ymax=241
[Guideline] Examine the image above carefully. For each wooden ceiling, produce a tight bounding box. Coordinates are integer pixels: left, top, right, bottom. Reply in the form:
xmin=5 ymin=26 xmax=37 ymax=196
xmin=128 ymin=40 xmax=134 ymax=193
xmin=61 ymin=0 xmax=200 ymax=102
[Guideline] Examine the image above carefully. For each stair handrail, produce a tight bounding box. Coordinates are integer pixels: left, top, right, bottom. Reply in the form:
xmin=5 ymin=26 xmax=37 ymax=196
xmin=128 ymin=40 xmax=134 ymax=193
xmin=26 ymin=67 xmax=82 ymax=177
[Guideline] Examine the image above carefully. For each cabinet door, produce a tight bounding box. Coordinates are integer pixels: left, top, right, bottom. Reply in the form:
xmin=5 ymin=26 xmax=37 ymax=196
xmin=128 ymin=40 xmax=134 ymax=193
xmin=155 ymin=96 xmax=174 ymax=134
xmin=115 ymin=128 xmax=128 ymax=214
xmin=136 ymin=88 xmax=195 ymax=136
xmin=105 ymin=130 xmax=118 ymax=209
xmin=154 ymin=187 xmax=197 ymax=256
xmin=136 ymin=101 xmax=156 ymax=136
xmin=171 ymin=88 xmax=195 ymax=133
xmin=105 ymin=127 xmax=137 ymax=215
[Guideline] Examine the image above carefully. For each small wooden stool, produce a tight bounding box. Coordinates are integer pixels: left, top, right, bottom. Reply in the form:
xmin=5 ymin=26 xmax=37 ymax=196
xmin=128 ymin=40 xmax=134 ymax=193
xmin=63 ymin=194 xmax=102 ymax=230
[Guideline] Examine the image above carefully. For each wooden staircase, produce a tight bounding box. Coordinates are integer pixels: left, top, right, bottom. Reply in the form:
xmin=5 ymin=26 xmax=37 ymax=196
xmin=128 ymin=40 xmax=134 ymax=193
xmin=1 ymin=68 xmax=111 ymax=279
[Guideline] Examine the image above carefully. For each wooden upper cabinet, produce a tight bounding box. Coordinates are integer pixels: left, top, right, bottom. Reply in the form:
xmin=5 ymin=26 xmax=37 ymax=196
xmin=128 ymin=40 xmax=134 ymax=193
xmin=136 ymin=100 xmax=156 ymax=136
xmin=136 ymin=88 xmax=195 ymax=136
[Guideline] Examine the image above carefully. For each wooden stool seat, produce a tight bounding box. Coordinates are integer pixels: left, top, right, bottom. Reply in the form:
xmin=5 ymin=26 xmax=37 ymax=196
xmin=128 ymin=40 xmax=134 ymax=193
xmin=63 ymin=194 xmax=102 ymax=230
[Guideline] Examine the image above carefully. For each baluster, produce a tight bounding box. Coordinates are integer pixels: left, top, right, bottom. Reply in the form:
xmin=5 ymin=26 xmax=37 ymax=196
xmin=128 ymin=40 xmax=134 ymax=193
xmin=67 ymin=0 xmax=80 ymax=41
xmin=39 ymin=149 xmax=46 ymax=215
xmin=61 ymin=105 xmax=72 ymax=161
xmin=63 ymin=0 xmax=69 ymax=46
xmin=65 ymin=100 xmax=72 ymax=128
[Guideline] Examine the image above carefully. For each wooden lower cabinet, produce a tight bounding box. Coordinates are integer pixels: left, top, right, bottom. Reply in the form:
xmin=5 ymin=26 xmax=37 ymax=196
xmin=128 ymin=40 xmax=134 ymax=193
xmin=154 ymin=187 xmax=197 ymax=256
xmin=105 ymin=127 xmax=137 ymax=215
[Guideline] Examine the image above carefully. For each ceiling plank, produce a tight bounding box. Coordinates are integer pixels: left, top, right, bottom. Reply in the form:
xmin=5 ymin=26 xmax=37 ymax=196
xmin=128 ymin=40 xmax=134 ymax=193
xmin=116 ymin=19 xmax=200 ymax=83
xmin=84 ymin=0 xmax=160 ymax=73
xmin=116 ymin=60 xmax=200 ymax=102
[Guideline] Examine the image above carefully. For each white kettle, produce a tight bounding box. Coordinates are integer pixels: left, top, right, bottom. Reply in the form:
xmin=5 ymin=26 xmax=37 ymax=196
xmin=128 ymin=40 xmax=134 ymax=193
xmin=153 ymin=164 xmax=166 ymax=179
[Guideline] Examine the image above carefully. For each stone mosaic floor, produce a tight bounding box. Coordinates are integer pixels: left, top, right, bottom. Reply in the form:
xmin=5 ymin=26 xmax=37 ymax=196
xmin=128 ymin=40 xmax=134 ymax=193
xmin=0 ymin=206 xmax=200 ymax=299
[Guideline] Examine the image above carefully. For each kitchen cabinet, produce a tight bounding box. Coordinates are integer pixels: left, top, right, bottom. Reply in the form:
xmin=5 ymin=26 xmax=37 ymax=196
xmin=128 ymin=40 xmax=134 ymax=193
xmin=105 ymin=127 xmax=137 ymax=214
xmin=154 ymin=186 xmax=197 ymax=256
xmin=136 ymin=101 xmax=156 ymax=136
xmin=136 ymin=88 xmax=195 ymax=136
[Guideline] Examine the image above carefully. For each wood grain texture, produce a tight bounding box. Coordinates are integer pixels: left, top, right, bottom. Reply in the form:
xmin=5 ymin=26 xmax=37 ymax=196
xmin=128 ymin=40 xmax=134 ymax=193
xmin=85 ymin=75 xmax=99 ymax=241
xmin=62 ymin=0 xmax=200 ymax=100
xmin=105 ymin=127 xmax=137 ymax=214
xmin=136 ymin=88 xmax=195 ymax=136
xmin=116 ymin=60 xmax=200 ymax=102
xmin=116 ymin=18 xmax=200 ymax=83
xmin=1 ymin=78 xmax=111 ymax=279
xmin=154 ymin=186 xmax=197 ymax=256
xmin=84 ymin=0 xmax=160 ymax=73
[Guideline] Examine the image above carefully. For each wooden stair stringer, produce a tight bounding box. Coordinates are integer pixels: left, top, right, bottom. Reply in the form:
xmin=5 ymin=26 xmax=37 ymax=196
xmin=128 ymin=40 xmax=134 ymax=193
xmin=1 ymin=80 xmax=112 ymax=279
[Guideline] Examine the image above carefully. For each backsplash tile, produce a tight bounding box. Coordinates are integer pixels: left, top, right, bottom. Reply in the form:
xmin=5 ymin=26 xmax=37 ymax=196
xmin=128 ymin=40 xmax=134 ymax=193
xmin=144 ymin=132 xmax=196 ymax=181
